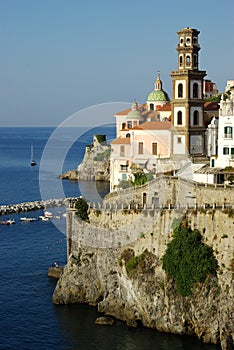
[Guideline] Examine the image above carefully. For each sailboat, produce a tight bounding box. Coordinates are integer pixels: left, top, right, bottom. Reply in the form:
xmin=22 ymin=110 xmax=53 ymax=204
xmin=30 ymin=144 xmax=37 ymax=166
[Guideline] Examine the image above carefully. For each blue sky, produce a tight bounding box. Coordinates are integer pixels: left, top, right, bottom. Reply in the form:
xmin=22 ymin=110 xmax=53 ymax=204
xmin=0 ymin=0 xmax=233 ymax=126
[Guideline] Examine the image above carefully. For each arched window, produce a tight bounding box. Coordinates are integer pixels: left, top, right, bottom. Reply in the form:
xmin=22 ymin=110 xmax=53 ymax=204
xmin=177 ymin=111 xmax=182 ymax=125
xmin=193 ymin=83 xmax=199 ymax=98
xmin=193 ymin=110 xmax=199 ymax=125
xmin=186 ymin=55 xmax=190 ymax=65
xmin=150 ymin=103 xmax=154 ymax=110
xmin=179 ymin=55 xmax=183 ymax=67
xmin=178 ymin=83 xmax=183 ymax=98
xmin=127 ymin=121 xmax=132 ymax=129
xmin=122 ymin=123 xmax=126 ymax=130
xmin=126 ymin=133 xmax=130 ymax=138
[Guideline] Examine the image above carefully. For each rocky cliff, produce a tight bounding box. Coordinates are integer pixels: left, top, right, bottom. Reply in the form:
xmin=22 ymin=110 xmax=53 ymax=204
xmin=53 ymin=207 xmax=234 ymax=350
xmin=59 ymin=134 xmax=110 ymax=182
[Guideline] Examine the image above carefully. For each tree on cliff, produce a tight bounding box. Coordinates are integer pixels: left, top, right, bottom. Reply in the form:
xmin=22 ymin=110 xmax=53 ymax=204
xmin=162 ymin=222 xmax=218 ymax=296
xmin=75 ymin=197 xmax=89 ymax=222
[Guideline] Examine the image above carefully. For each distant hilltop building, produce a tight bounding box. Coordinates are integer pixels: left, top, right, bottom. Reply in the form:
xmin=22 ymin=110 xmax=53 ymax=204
xmin=203 ymin=79 xmax=219 ymax=99
xmin=109 ymin=27 xmax=233 ymax=191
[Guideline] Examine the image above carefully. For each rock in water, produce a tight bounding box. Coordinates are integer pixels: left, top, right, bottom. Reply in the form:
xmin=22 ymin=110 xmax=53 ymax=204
xmin=95 ymin=316 xmax=115 ymax=326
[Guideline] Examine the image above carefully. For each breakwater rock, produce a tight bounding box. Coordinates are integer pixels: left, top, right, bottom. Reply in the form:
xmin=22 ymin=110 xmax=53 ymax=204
xmin=48 ymin=266 xmax=64 ymax=279
xmin=0 ymin=198 xmax=72 ymax=216
xmin=53 ymin=207 xmax=234 ymax=350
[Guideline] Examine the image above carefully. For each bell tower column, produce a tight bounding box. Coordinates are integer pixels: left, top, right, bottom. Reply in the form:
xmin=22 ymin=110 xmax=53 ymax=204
xmin=170 ymin=27 xmax=206 ymax=158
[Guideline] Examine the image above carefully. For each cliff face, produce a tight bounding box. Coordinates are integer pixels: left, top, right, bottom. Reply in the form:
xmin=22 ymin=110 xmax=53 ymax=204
xmin=59 ymin=134 xmax=110 ymax=182
xmin=53 ymin=208 xmax=234 ymax=350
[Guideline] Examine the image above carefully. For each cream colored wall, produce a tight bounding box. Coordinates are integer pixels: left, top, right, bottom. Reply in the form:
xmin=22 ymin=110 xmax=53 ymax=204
xmin=132 ymin=130 xmax=170 ymax=158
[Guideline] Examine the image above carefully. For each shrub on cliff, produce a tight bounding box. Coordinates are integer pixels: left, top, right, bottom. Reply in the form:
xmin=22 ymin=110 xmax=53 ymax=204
xmin=75 ymin=197 xmax=89 ymax=222
xmin=162 ymin=223 xmax=218 ymax=296
xmin=120 ymin=249 xmax=156 ymax=277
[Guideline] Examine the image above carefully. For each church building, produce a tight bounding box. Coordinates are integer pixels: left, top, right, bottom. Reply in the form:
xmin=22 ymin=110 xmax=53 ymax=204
xmin=109 ymin=27 xmax=229 ymax=191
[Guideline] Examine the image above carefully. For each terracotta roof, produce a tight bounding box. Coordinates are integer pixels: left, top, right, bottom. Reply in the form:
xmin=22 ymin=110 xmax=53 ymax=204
xmin=132 ymin=121 xmax=172 ymax=130
xmin=115 ymin=108 xmax=131 ymax=116
xmin=156 ymin=103 xmax=171 ymax=111
xmin=115 ymin=103 xmax=147 ymax=116
xmin=115 ymin=102 xmax=171 ymax=120
xmin=110 ymin=137 xmax=131 ymax=145
xmin=204 ymin=102 xmax=219 ymax=111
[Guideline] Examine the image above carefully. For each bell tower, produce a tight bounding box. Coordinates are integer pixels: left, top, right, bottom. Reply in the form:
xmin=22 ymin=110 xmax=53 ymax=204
xmin=170 ymin=27 xmax=206 ymax=157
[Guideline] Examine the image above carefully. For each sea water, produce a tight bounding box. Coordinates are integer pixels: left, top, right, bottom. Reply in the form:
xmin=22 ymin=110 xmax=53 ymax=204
xmin=0 ymin=127 xmax=221 ymax=350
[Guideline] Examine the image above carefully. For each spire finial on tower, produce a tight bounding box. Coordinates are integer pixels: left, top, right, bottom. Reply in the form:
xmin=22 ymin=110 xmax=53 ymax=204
xmin=157 ymin=70 xmax=160 ymax=80
xmin=131 ymin=100 xmax=138 ymax=111
xmin=155 ymin=70 xmax=162 ymax=91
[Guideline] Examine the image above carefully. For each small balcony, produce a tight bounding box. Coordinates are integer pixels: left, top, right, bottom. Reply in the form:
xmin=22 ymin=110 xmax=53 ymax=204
xmin=224 ymin=133 xmax=233 ymax=139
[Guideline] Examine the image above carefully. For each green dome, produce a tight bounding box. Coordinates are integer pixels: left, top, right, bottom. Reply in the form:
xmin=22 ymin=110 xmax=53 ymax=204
xmin=127 ymin=109 xmax=143 ymax=120
xmin=147 ymin=89 xmax=170 ymax=102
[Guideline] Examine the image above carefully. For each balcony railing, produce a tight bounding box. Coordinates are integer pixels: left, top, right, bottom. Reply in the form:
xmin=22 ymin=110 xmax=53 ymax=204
xmin=224 ymin=133 xmax=233 ymax=139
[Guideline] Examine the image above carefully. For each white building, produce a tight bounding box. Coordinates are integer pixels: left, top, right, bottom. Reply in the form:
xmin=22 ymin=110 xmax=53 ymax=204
xmin=110 ymin=101 xmax=172 ymax=191
xmin=210 ymin=85 xmax=234 ymax=168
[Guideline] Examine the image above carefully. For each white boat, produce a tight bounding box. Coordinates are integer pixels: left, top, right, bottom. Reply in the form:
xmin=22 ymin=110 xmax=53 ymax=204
xmin=20 ymin=217 xmax=37 ymax=222
xmin=44 ymin=211 xmax=53 ymax=218
xmin=30 ymin=144 xmax=36 ymax=166
xmin=0 ymin=219 xmax=15 ymax=225
xmin=7 ymin=219 xmax=15 ymax=225
xmin=41 ymin=216 xmax=50 ymax=221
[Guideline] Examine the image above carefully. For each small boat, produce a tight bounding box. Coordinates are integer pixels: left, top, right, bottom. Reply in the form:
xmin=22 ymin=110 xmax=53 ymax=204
xmin=30 ymin=144 xmax=36 ymax=166
xmin=0 ymin=219 xmax=16 ymax=225
xmin=39 ymin=216 xmax=50 ymax=221
xmin=44 ymin=211 xmax=53 ymax=218
xmin=0 ymin=221 xmax=8 ymax=225
xmin=20 ymin=217 xmax=37 ymax=222
xmin=6 ymin=219 xmax=15 ymax=225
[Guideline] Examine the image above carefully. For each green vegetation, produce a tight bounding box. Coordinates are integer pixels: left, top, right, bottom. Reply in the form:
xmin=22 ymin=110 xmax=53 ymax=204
xmin=95 ymin=134 xmax=106 ymax=144
xmin=131 ymin=172 xmax=153 ymax=187
xmin=120 ymin=248 xmax=156 ymax=277
xmin=227 ymin=175 xmax=234 ymax=183
xmin=129 ymin=163 xmax=154 ymax=187
xmin=205 ymin=95 xmax=221 ymax=103
xmin=125 ymin=253 xmax=145 ymax=276
xmin=162 ymin=222 xmax=218 ymax=296
xmin=223 ymin=166 xmax=234 ymax=172
xmin=94 ymin=148 xmax=111 ymax=161
xmin=75 ymin=197 xmax=89 ymax=222
xmin=205 ymin=92 xmax=228 ymax=103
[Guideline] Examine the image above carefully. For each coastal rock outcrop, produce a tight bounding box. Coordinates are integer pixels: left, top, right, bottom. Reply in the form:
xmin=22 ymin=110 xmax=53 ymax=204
xmin=59 ymin=134 xmax=110 ymax=182
xmin=53 ymin=208 xmax=234 ymax=350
